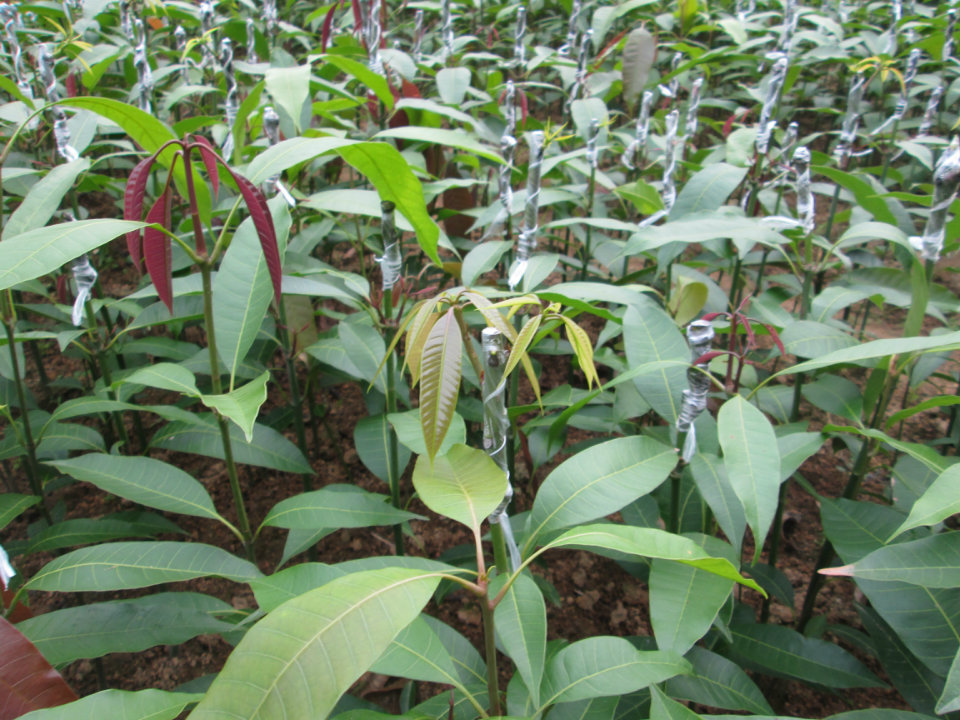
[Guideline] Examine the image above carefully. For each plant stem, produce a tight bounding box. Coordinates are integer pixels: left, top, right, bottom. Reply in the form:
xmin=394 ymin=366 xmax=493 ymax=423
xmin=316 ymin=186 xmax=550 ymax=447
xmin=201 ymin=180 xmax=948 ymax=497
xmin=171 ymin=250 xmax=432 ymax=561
xmin=490 ymin=523 xmax=509 ymax=575
xmin=481 ymin=593 xmax=501 ymax=716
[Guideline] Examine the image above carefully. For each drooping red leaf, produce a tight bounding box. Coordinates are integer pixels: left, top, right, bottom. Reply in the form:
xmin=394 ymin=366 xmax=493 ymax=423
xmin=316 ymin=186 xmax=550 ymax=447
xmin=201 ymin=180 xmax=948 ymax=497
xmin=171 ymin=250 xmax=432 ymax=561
xmin=350 ymin=0 xmax=362 ymax=38
xmin=143 ymin=189 xmax=173 ymax=314
xmin=518 ymin=89 xmax=529 ymax=126
xmin=55 ymin=275 xmax=69 ymax=305
xmin=190 ymin=134 xmax=221 ymax=202
xmin=226 ymin=169 xmax=282 ymax=306
xmin=124 ymin=154 xmax=159 ymax=274
xmin=763 ymin=323 xmax=787 ymax=357
xmin=0 ymin=616 xmax=77 ymax=720
xmin=321 ymin=3 xmax=336 ymax=52
xmin=65 ymin=72 xmax=77 ymax=98
xmin=1 ymin=585 xmax=32 ymax=622
xmin=693 ymin=350 xmax=729 ymax=366
xmin=400 ymin=78 xmax=421 ymax=99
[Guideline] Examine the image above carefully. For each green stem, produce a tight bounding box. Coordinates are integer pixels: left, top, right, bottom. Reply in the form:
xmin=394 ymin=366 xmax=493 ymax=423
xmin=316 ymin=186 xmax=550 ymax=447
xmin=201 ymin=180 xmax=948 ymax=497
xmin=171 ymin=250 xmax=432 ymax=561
xmin=481 ymin=593 xmax=501 ymax=716
xmin=761 ymin=481 xmax=788 ymax=623
xmin=383 ymin=281 xmax=403 ymax=555
xmin=669 ymin=470 xmax=681 ymax=534
xmin=490 ymin=523 xmax=509 ymax=576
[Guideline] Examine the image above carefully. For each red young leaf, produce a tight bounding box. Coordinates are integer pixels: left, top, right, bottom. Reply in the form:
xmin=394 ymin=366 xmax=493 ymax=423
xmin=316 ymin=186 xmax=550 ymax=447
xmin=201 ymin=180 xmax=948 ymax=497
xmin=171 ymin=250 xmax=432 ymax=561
xmin=350 ymin=0 xmax=362 ymax=37
xmin=55 ymin=275 xmax=69 ymax=306
xmin=124 ymin=154 xmax=159 ymax=273
xmin=227 ymin=169 xmax=282 ymax=306
xmin=321 ymin=3 xmax=336 ymax=52
xmin=763 ymin=322 xmax=787 ymax=357
xmin=0 ymin=615 xmax=77 ymax=719
xmin=190 ymin=134 xmax=221 ymax=202
xmin=143 ymin=189 xmax=173 ymax=314
xmin=693 ymin=350 xmax=729 ymax=366
xmin=65 ymin=72 xmax=77 ymax=98
xmin=400 ymin=78 xmax=421 ymax=99
xmin=518 ymin=89 xmax=529 ymax=126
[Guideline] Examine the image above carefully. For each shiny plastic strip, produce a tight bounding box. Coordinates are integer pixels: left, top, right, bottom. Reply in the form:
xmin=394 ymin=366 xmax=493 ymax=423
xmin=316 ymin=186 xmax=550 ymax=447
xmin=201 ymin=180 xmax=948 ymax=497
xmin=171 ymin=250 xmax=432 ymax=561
xmin=622 ymin=89 xmax=653 ymax=170
xmin=508 ymin=130 xmax=545 ymax=290
xmin=793 ymin=146 xmax=814 ymax=234
xmin=755 ymin=54 xmax=788 ymax=155
xmin=685 ymin=76 xmax=703 ymax=138
xmin=364 ymin=0 xmax=384 ymax=75
xmin=378 ymin=201 xmax=402 ymax=290
xmin=261 ymin=106 xmax=295 ymax=205
xmin=412 ymin=9 xmax=424 ymax=62
xmin=514 ymin=5 xmax=526 ymax=66
xmin=70 ymin=254 xmax=98 ymax=327
xmin=835 ymin=75 xmax=865 ymax=167
xmin=246 ymin=18 xmax=258 ymax=63
xmin=676 ymin=320 xmax=714 ymax=462
xmin=911 ymin=138 xmax=960 ymax=262
xmin=221 ymin=39 xmax=237 ymax=157
xmin=559 ymin=0 xmax=581 ymax=55
xmin=174 ymin=25 xmax=189 ymax=82
xmin=133 ymin=19 xmax=153 ymax=113
xmin=441 ymin=0 xmax=454 ymax=62
xmin=39 ymin=45 xmax=79 ymax=161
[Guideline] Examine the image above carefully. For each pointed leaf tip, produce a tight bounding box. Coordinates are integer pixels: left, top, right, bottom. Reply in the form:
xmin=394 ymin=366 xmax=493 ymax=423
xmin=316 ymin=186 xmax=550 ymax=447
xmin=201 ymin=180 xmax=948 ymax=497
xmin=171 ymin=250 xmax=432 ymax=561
xmin=228 ymin=168 xmax=282 ymax=306
xmin=819 ymin=564 xmax=855 ymax=577
xmin=124 ymin=155 xmax=159 ymax=273
xmin=143 ymin=190 xmax=173 ymax=313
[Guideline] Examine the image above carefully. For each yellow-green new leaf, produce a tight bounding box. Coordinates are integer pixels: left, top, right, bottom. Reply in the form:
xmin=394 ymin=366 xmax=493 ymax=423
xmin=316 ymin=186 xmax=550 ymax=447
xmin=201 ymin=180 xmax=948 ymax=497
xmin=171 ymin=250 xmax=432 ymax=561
xmin=419 ymin=308 xmax=462 ymax=460
xmin=201 ymin=371 xmax=270 ymax=442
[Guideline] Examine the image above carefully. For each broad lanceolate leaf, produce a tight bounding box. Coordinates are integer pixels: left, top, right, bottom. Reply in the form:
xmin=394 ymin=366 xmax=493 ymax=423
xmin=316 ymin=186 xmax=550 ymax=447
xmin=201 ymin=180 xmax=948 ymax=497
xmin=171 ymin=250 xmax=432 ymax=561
xmin=666 ymin=646 xmax=773 ymax=714
xmin=0 ymin=220 xmax=147 ymax=292
xmin=728 ymin=622 xmax=883 ymax=688
xmin=0 ymin=493 xmax=39 ymax=531
xmin=689 ymin=453 xmax=746 ymax=557
xmin=260 ymin=484 xmax=423 ymax=531
xmin=370 ymin=616 xmax=469 ymax=693
xmin=418 ymin=308 xmax=462 ymax=461
xmin=0 ymin=616 xmax=77 ymax=718
xmin=354 ymin=414 xmax=412 ymax=487
xmin=539 ymin=636 xmax=689 ymax=709
xmin=123 ymin=155 xmax=158 ymax=272
xmin=938 ymin=647 xmax=960 ymax=714
xmin=4 ymin=159 xmax=91 ymax=240
xmin=525 ymin=436 xmax=677 ymax=552
xmin=16 ymin=593 xmax=237 ymax=665
xmin=492 ymin=573 xmax=547 ymax=708
xmin=47 ymin=454 xmax=224 ymax=524
xmin=540 ymin=524 xmax=762 ymax=592
xmin=142 ymin=190 xmax=173 ymax=313
xmin=892 ymin=465 xmax=960 ymax=540
xmin=621 ymin=27 xmax=657 ymax=106
xmin=649 ymin=686 xmax=700 ymax=720
xmin=25 ymin=515 xmax=182 ymax=554
xmin=123 ymin=362 xmax=200 ymax=396
xmin=200 ymin=371 xmax=270 ymax=442
xmin=26 ymin=542 xmax=262 ymax=592
xmin=188 ymin=568 xmax=441 ymax=720
xmin=412 ymin=444 xmax=507 ymax=535
xmin=825 ymin=532 xmax=960 ymax=587
xmin=225 ymin=168 xmax=283 ymax=306
xmin=717 ymin=395 xmax=780 ymax=562
xmin=669 ymin=163 xmax=747 ymax=220
xmin=17 ymin=689 xmax=203 ymax=720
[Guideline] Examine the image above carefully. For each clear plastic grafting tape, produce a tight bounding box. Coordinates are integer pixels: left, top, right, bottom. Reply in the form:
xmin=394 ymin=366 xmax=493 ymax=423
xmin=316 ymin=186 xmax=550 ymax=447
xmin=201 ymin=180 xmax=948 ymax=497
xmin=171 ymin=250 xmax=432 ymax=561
xmin=378 ymin=200 xmax=402 ymax=290
xmin=2 ymin=9 xmax=35 ymax=117
xmin=508 ymin=130 xmax=545 ymax=291
xmin=871 ymin=48 xmax=920 ymax=136
xmin=499 ymin=80 xmax=517 ymax=218
xmin=220 ymin=38 xmax=237 ymax=158
xmin=685 ymin=76 xmax=703 ymax=138
xmin=659 ymin=51 xmax=682 ymax=98
xmin=568 ymin=29 xmax=592 ymax=107
xmin=261 ymin=106 xmax=296 ymax=205
xmin=755 ymin=54 xmax=788 ymax=155
xmin=622 ymin=89 xmax=653 ymax=171
xmin=199 ymin=0 xmax=216 ymax=68
xmin=793 ymin=146 xmax=814 ymax=233
xmin=363 ymin=0 xmax=384 ymax=76
xmin=482 ymin=328 xmax=521 ymax=573
xmin=586 ymin=117 xmax=600 ymax=170
xmin=835 ymin=74 xmax=865 ymax=167
xmin=174 ymin=25 xmax=189 ymax=82
xmin=0 ymin=542 xmax=16 ymax=590
xmin=944 ymin=9 xmax=957 ymax=63
xmin=777 ymin=0 xmax=799 ymax=55
xmin=910 ymin=137 xmax=960 ymax=262
xmin=559 ymin=0 xmax=581 ymax=56
xmin=119 ymin=0 xmax=132 ymax=41
xmin=412 ymin=9 xmax=424 ymax=63
xmin=735 ymin=0 xmax=756 ymax=21
xmin=133 ymin=19 xmax=153 ymax=113
xmin=441 ymin=0 xmax=454 ymax=62
xmin=514 ymin=5 xmax=526 ymax=66
xmin=246 ymin=18 xmax=258 ymax=63
xmin=263 ymin=0 xmax=277 ymax=36
xmin=676 ymin=319 xmax=714 ymax=462
xmin=39 ymin=45 xmax=79 ymax=162
xmin=70 ymin=254 xmax=98 ymax=327
xmin=639 ymin=109 xmax=679 ymax=227
xmin=917 ymin=85 xmax=944 ymax=137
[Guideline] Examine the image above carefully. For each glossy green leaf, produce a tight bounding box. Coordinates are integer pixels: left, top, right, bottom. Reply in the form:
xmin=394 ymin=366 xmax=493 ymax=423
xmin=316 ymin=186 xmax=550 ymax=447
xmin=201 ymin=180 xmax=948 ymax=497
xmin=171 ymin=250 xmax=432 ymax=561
xmin=624 ymin=212 xmax=786 ymax=259
xmin=200 ymin=371 xmax=270 ymax=442
xmin=801 ymin=374 xmax=863 ymax=423
xmin=265 ymin=64 xmax=311 ymax=133
xmin=260 ymin=484 xmax=422 ymax=530
xmin=623 ymin=298 xmax=690 ymax=424
xmin=780 ymin=320 xmax=857 ymax=359
xmin=48 ymin=454 xmax=224 ymax=524
xmin=25 ymin=516 xmax=179 ymax=554
xmin=492 ymin=573 xmax=546 ymax=708
xmin=937 ymin=647 xmax=960 ymax=713
xmin=728 ymin=622 xmax=883 ymax=688
xmin=188 ymin=568 xmax=441 ymax=720
xmin=151 ymin=415 xmax=312 ymax=474
xmin=123 ymin=362 xmax=200 ymax=396
xmin=689 ymin=453 xmax=746 ymax=557
xmin=4 ymin=159 xmax=91 ymax=239
xmin=436 ymin=67 xmax=471 ymax=105
xmin=0 ymin=220 xmax=147 ymax=291
xmin=666 ymin=646 xmax=773 ymax=714
xmin=17 ymin=689 xmax=203 ymax=720
xmin=461 ymin=241 xmax=513 ymax=287
xmin=892 ymin=464 xmax=960 ymax=540
xmin=26 ymin=541 xmax=261 ymax=592
xmin=649 ymin=686 xmax=700 ymax=720
xmin=324 ymin=55 xmax=393 ymax=109
xmin=526 ymin=436 xmax=677 ymax=551
xmin=36 ymin=422 xmax=105 ymax=457
xmin=375 ymin=126 xmax=503 ymax=164
xmin=539 ymin=636 xmax=689 ymax=708
xmin=388 ymin=409 xmax=466 ymax=458
xmin=419 ymin=308 xmax=462 ymax=461
xmin=540 ymin=524 xmax=762 ymax=592
xmin=370 ymin=615 xmax=466 ymax=690
xmin=17 ymin=592 xmax=237 ymax=665
xmin=0 ymin=493 xmax=39 ymax=531
xmin=670 ymin=163 xmax=746 ymax=220
xmin=829 ymin=532 xmax=960 ymax=587
xmin=412 ymin=444 xmax=506 ymax=535
xmin=354 ymin=414 xmax=411 ymax=486
xmin=718 ymin=396 xmax=780 ymax=562
xmin=621 ymin=27 xmax=657 ymax=106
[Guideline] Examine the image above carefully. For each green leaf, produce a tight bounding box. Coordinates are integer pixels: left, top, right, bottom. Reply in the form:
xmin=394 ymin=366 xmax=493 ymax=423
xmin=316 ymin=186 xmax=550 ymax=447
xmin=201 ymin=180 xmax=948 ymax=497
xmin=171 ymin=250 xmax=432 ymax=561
xmin=265 ymin=64 xmax=311 ymax=133
xmin=492 ymin=573 xmax=546 ymax=708
xmin=17 ymin=689 xmax=203 ymax=720
xmin=412 ymin=444 xmax=506 ymax=535
xmin=801 ymin=374 xmax=863 ymax=423
xmin=16 ymin=592 xmax=237 ymax=665
xmin=892 ymin=465 xmax=960 ymax=539
xmin=620 ymin=27 xmax=657 ymax=107
xmin=122 ymin=363 xmax=200 ymax=396
xmin=36 ymin=422 xmax=104 ymax=457
xmin=670 ymin=163 xmax=747 ymax=220
xmin=388 ymin=409 xmax=466 ymax=458
xmin=689 ymin=453 xmax=746 ymax=557
xmin=829 ymin=532 xmax=960 ymax=587
xmin=354 ymin=414 xmax=411 ymax=487
xmin=4 ymin=159 xmax=91 ymax=239
xmin=461 ymin=241 xmax=513 ymax=287
xmin=623 ymin=298 xmax=690 ymax=425
xmin=780 ymin=320 xmax=857 ymax=359
xmin=324 ymin=55 xmax=394 ymax=109
xmin=525 ymin=436 xmax=677 ymax=551
xmin=188 ymin=568 xmax=441 ymax=720
xmin=151 ymin=415 xmax=312 ymax=474
xmin=540 ymin=524 xmax=762 ymax=591
xmin=370 ymin=615 xmax=466 ymax=689
xmin=813 ymin=165 xmax=898 ymax=226
xmin=26 ymin=541 xmax=261 ymax=592
xmin=718 ymin=395 xmax=780 ymax=562
xmin=666 ymin=646 xmax=773 ymax=714
xmin=728 ymin=622 xmax=883 ymax=688
xmin=937 ymin=647 xmax=960 ymax=714
xmin=200 ymin=371 xmax=270 ymax=442
xmin=47 ymin=454 xmax=224 ymax=524
xmin=25 ymin=516 xmax=180 ymax=554
xmin=419 ymin=308 xmax=462 ymax=461
xmin=260 ymin=484 xmax=423 ymax=531
xmin=375 ymin=126 xmax=503 ymax=164
xmin=650 ymin=534 xmax=735 ymax=654
xmin=0 ymin=219 xmax=147 ymax=292
xmin=624 ymin=212 xmax=786 ymax=259
xmin=649 ymin=686 xmax=700 ymax=720
xmin=539 ymin=636 xmax=689 ymax=708
xmin=0 ymin=493 xmax=39 ymax=531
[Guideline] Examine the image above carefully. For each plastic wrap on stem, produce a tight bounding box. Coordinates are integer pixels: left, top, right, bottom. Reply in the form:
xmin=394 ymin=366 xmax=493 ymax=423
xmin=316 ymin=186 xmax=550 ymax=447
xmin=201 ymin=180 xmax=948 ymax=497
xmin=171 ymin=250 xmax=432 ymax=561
xmin=781 ymin=121 xmax=799 ymax=160
xmin=871 ymin=49 xmax=920 ymax=135
xmin=261 ymin=106 xmax=295 ymax=205
xmin=911 ymin=137 xmax=960 ymax=262
xmin=499 ymin=81 xmax=517 ymax=216
xmin=3 ymin=14 xmax=35 ymax=122
xmin=364 ymin=0 xmax=384 ymax=75
xmin=568 ymin=29 xmax=592 ymax=107
xmin=246 ymin=18 xmax=258 ymax=63
xmin=755 ymin=54 xmax=788 ymax=155
xmin=662 ymin=109 xmax=680 ymax=210
xmin=412 ymin=9 xmax=424 ymax=62
xmin=378 ymin=201 xmax=402 ymax=291
xmin=793 ymin=146 xmax=814 ymax=234
xmin=119 ymin=0 xmax=132 ymax=41
xmin=685 ymin=77 xmax=703 ymax=138
xmin=263 ymin=0 xmax=277 ymax=36
xmin=70 ymin=254 xmax=98 ymax=327
xmin=199 ymin=0 xmax=216 ymax=68
xmin=134 ymin=19 xmax=153 ymax=114
xmin=835 ymin=75 xmax=865 ymax=166
xmin=441 ymin=0 xmax=454 ymax=62
xmin=676 ymin=320 xmax=715 ymax=461
xmin=586 ymin=118 xmax=600 ymax=170
xmin=514 ymin=5 xmax=526 ymax=66
xmin=221 ymin=39 xmax=237 ymax=157
xmin=509 ymin=130 xmax=545 ymax=290
xmin=777 ymin=0 xmax=799 ymax=54
xmin=559 ymin=0 xmax=581 ymax=55
xmin=0 ymin=542 xmax=15 ymax=590
xmin=39 ymin=45 xmax=79 ymax=162
xmin=622 ymin=90 xmax=653 ymax=170
xmin=945 ymin=10 xmax=957 ymax=62
xmin=918 ymin=85 xmax=944 ymax=137
xmin=659 ymin=51 xmax=682 ymax=98
xmin=174 ymin=25 xmax=189 ymax=82
xmin=735 ymin=0 xmax=756 ymax=21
